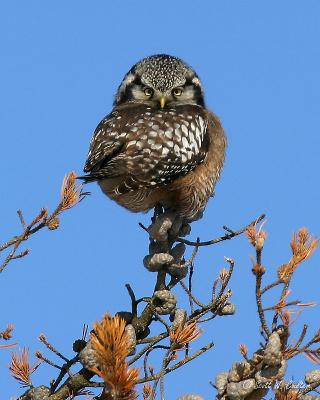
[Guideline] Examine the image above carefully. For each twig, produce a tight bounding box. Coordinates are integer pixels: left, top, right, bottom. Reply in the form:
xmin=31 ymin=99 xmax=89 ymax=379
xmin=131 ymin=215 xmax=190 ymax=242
xmin=288 ymin=333 xmax=320 ymax=360
xmin=0 ymin=172 xmax=87 ymax=274
xmin=139 ymin=222 xmax=149 ymax=233
xmin=129 ymin=333 xmax=168 ymax=365
xmin=38 ymin=334 xmax=69 ymax=363
xmin=50 ymin=355 xmax=79 ymax=392
xmin=153 ymin=312 xmax=171 ymax=333
xmin=196 ymin=314 xmax=217 ymax=324
xmin=285 ymin=325 xmax=308 ymax=357
xmin=0 ymin=224 xmax=39 ymax=252
xmin=180 ymin=280 xmax=205 ymax=308
xmin=211 ymin=278 xmax=219 ymax=301
xmin=11 ymin=249 xmax=29 ymax=260
xmin=35 ymin=352 xmax=61 ymax=370
xmin=137 ymin=342 xmax=214 ymax=384
xmin=216 ymin=257 xmax=234 ymax=299
xmin=263 ymin=299 xmax=301 ymax=312
xmin=253 ymin=241 xmax=271 ymax=337
xmin=17 ymin=209 xmax=26 ymax=229
xmin=38 ymin=368 xmax=95 ymax=400
xmin=143 ymin=345 xmax=170 ymax=379
xmin=82 ymin=324 xmax=89 ymax=341
xmin=261 ymin=279 xmax=283 ymax=295
xmin=187 ymin=240 xmax=199 ymax=313
xmin=177 ymin=214 xmax=265 ymax=247
xmin=189 ymin=290 xmax=233 ymax=323
xmin=151 ymin=348 xmax=171 ymax=400
xmin=126 ymin=284 xmax=138 ymax=316
xmin=0 ymin=227 xmax=31 ymax=273
xmin=301 ymin=379 xmax=320 ymax=395
xmin=137 ymin=332 xmax=168 ymax=345
xmin=255 ymin=271 xmax=271 ymax=337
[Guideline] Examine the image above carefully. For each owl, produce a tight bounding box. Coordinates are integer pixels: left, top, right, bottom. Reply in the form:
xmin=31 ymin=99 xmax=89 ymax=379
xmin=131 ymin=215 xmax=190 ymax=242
xmin=82 ymin=54 xmax=226 ymax=221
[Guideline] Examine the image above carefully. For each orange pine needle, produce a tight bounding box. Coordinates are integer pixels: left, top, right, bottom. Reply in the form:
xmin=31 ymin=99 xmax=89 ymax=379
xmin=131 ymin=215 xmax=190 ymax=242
xmin=59 ymin=172 xmax=86 ymax=212
xmin=142 ymin=383 xmax=152 ymax=400
xmin=0 ymin=343 xmax=16 ymax=349
xmin=9 ymin=348 xmax=40 ymax=387
xmin=170 ymin=321 xmax=202 ymax=350
xmin=246 ymin=223 xmax=267 ymax=250
xmin=239 ymin=343 xmax=248 ymax=358
xmin=28 ymin=208 xmax=48 ymax=227
xmin=90 ymin=314 xmax=139 ymax=400
xmin=304 ymin=350 xmax=320 ymax=364
xmin=0 ymin=324 xmax=14 ymax=340
xmin=275 ymin=389 xmax=299 ymax=400
xmin=219 ymin=268 xmax=229 ymax=281
xmin=278 ymin=228 xmax=318 ymax=281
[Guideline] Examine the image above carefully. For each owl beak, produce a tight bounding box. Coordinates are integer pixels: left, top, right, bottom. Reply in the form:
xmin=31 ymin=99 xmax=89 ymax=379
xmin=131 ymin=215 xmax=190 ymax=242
xmin=159 ymin=97 xmax=166 ymax=109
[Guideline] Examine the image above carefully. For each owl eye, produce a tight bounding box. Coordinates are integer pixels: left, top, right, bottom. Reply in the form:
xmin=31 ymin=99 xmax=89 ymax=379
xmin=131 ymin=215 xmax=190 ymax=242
xmin=144 ymin=87 xmax=154 ymax=97
xmin=172 ymin=88 xmax=183 ymax=97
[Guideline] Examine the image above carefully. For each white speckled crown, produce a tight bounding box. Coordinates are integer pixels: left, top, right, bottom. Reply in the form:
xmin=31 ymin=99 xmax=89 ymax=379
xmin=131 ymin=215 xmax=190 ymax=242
xmin=132 ymin=54 xmax=197 ymax=92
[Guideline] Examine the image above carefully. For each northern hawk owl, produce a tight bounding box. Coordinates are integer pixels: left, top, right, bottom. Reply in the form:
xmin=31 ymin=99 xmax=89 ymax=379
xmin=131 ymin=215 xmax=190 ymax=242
xmin=82 ymin=54 xmax=226 ymax=221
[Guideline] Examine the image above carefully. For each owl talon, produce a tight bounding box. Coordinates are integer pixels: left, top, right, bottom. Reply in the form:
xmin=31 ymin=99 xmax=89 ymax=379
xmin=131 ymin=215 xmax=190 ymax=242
xmin=152 ymin=203 xmax=164 ymax=221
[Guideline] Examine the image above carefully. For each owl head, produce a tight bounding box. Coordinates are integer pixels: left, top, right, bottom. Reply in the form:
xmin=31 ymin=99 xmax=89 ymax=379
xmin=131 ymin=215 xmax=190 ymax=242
xmin=114 ymin=54 xmax=205 ymax=109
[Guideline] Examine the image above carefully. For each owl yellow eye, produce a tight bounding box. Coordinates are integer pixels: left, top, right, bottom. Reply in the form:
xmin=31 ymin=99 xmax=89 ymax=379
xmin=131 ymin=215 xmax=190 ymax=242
xmin=144 ymin=87 xmax=154 ymax=97
xmin=172 ymin=88 xmax=183 ymax=97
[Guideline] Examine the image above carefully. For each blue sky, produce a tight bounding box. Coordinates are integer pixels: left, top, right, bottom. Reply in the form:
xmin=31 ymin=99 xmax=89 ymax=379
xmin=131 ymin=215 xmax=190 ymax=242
xmin=1 ymin=1 xmax=320 ymax=398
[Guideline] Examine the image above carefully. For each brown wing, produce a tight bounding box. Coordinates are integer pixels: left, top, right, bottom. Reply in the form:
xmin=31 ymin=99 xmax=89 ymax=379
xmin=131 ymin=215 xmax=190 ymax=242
xmin=83 ymin=110 xmax=125 ymax=175
xmin=82 ymin=103 xmax=209 ymax=194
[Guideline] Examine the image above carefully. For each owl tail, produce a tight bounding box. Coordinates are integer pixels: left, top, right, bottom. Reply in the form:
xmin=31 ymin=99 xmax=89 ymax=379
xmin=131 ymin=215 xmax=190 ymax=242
xmin=77 ymin=174 xmax=98 ymax=183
